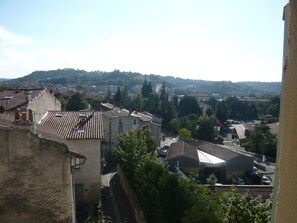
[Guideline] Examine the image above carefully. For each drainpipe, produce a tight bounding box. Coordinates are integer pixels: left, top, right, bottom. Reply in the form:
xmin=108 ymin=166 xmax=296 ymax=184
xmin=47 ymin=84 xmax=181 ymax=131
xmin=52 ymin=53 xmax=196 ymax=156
xmin=71 ymin=156 xmax=87 ymax=171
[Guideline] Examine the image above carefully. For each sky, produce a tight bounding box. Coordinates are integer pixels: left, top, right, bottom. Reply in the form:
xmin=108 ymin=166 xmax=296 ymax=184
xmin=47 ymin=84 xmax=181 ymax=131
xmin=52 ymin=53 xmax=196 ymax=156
xmin=0 ymin=0 xmax=289 ymax=82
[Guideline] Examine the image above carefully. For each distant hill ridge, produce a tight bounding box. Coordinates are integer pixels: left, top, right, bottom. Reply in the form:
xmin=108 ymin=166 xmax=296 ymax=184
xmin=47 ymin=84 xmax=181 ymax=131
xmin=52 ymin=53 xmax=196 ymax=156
xmin=0 ymin=68 xmax=281 ymax=96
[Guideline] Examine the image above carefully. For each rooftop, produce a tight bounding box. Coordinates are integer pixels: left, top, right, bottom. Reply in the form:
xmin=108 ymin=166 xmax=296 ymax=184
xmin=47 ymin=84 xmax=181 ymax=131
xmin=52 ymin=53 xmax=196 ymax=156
xmin=0 ymin=115 xmax=85 ymax=158
xmin=0 ymin=89 xmax=45 ymax=111
xmin=39 ymin=111 xmax=104 ymax=140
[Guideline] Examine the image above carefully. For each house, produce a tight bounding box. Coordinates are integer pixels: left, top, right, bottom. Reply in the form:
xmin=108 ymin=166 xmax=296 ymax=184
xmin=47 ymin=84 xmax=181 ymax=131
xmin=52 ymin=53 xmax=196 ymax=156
xmin=0 ymin=115 xmax=85 ymax=223
xmin=101 ymin=105 xmax=161 ymax=160
xmin=39 ymin=110 xmax=104 ymax=204
xmin=166 ymin=140 xmax=254 ymax=183
xmin=0 ymin=88 xmax=61 ymax=123
xmin=267 ymin=122 xmax=280 ymax=137
xmin=232 ymin=122 xmax=255 ymax=145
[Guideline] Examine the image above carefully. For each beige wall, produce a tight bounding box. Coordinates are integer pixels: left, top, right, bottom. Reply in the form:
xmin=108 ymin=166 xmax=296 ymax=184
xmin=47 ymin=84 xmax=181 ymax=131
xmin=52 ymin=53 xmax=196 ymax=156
xmin=28 ymin=89 xmax=61 ymax=122
xmin=71 ymin=139 xmax=101 ymax=203
xmin=102 ymin=115 xmax=132 ymax=158
xmin=272 ymin=2 xmax=297 ymax=222
xmin=0 ymin=125 xmax=74 ymax=223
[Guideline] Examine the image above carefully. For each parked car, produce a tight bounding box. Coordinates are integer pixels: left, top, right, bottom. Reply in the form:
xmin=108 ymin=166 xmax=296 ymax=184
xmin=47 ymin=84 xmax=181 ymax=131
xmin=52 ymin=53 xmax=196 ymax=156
xmin=262 ymin=175 xmax=272 ymax=185
xmin=243 ymin=177 xmax=253 ymax=185
xmin=233 ymin=177 xmax=245 ymax=185
xmin=249 ymin=172 xmax=261 ymax=184
xmin=158 ymin=145 xmax=169 ymax=157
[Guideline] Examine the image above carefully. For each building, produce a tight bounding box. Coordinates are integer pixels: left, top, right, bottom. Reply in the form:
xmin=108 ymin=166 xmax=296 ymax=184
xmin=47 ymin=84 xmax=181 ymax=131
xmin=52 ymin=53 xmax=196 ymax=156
xmin=0 ymin=88 xmax=61 ymax=123
xmin=232 ymin=122 xmax=255 ymax=145
xmin=166 ymin=140 xmax=254 ymax=183
xmin=39 ymin=111 xmax=104 ymax=204
xmin=101 ymin=105 xmax=161 ymax=160
xmin=0 ymin=115 xmax=85 ymax=223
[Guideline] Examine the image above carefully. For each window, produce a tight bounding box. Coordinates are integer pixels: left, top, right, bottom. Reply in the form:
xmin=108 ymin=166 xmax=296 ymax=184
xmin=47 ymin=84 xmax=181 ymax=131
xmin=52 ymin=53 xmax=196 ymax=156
xmin=77 ymin=127 xmax=84 ymax=133
xmin=71 ymin=157 xmax=80 ymax=169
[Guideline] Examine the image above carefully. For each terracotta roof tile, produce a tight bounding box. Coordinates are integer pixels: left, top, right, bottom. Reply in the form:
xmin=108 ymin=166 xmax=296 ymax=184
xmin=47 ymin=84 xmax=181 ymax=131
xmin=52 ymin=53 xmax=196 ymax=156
xmin=0 ymin=116 xmax=86 ymax=158
xmin=39 ymin=111 xmax=104 ymax=140
xmin=103 ymin=108 xmax=130 ymax=118
xmin=0 ymin=89 xmax=44 ymax=111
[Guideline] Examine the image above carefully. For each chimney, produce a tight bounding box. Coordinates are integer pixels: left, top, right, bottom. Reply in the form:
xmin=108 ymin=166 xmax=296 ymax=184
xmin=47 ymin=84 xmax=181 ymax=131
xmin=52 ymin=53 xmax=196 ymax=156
xmin=28 ymin=109 xmax=33 ymax=122
xmin=15 ymin=108 xmax=20 ymax=120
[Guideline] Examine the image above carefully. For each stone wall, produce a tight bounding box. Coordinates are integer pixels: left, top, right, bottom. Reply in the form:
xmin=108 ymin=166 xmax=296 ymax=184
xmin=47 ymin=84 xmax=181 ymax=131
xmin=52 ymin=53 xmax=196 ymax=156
xmin=117 ymin=165 xmax=146 ymax=223
xmin=0 ymin=125 xmax=74 ymax=223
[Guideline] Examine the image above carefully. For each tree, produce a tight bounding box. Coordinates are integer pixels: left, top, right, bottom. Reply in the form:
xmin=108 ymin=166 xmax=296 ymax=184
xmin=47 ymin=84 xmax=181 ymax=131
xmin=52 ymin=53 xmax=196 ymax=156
xmin=120 ymin=85 xmax=129 ymax=107
xmin=178 ymin=96 xmax=202 ymax=117
xmin=215 ymin=102 xmax=229 ymax=124
xmin=179 ymin=128 xmax=192 ymax=140
xmin=113 ymin=86 xmax=122 ymax=106
xmin=220 ymin=191 xmax=272 ymax=223
xmin=59 ymin=97 xmax=68 ymax=110
xmin=243 ymin=124 xmax=277 ymax=157
xmin=195 ymin=115 xmax=216 ymax=142
xmin=144 ymin=92 xmax=161 ymax=114
xmin=207 ymin=97 xmax=218 ymax=110
xmin=66 ymin=92 xmax=88 ymax=111
xmin=141 ymin=78 xmax=152 ymax=98
xmin=114 ymin=129 xmax=157 ymax=178
xmin=134 ymin=93 xmax=144 ymax=111
xmin=88 ymin=96 xmax=104 ymax=110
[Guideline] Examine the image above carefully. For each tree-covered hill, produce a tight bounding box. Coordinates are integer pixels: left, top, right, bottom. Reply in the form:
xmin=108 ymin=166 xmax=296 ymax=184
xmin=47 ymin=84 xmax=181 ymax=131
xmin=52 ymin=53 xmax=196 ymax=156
xmin=0 ymin=68 xmax=281 ymax=96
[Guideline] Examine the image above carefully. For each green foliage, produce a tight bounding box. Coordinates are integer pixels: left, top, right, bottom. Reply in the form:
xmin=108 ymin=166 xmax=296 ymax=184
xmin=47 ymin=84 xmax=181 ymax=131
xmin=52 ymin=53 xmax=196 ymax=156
xmin=225 ymin=97 xmax=258 ymax=120
xmin=134 ymin=93 xmax=144 ymax=111
xmin=178 ymin=96 xmax=202 ymax=117
xmin=195 ymin=115 xmax=217 ymax=142
xmin=141 ymin=78 xmax=153 ymax=98
xmin=66 ymin=92 xmax=88 ymax=111
xmin=88 ymin=96 xmax=104 ymax=110
xmin=179 ymin=128 xmax=192 ymax=140
xmin=216 ymin=134 xmax=224 ymax=145
xmin=244 ymin=124 xmax=278 ymax=157
xmin=59 ymin=97 xmax=68 ymax=110
xmin=113 ymin=86 xmax=122 ymax=106
xmin=181 ymin=182 xmax=223 ymax=223
xmin=114 ymin=129 xmax=157 ymax=178
xmin=116 ymin=129 xmax=273 ymax=223
xmin=143 ymin=92 xmax=161 ymax=115
xmin=215 ymin=102 xmax=230 ymax=124
xmin=206 ymin=173 xmax=218 ymax=191
xmin=220 ymin=191 xmax=272 ymax=223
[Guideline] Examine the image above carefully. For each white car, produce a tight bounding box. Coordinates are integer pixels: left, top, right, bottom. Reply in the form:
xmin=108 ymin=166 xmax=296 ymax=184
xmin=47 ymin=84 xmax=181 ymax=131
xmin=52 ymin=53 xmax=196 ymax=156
xmin=262 ymin=175 xmax=272 ymax=185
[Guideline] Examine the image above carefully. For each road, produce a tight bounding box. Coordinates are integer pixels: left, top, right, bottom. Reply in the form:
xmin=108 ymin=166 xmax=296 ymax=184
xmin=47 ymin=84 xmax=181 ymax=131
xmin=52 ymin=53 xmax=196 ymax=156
xmin=101 ymin=162 xmax=136 ymax=223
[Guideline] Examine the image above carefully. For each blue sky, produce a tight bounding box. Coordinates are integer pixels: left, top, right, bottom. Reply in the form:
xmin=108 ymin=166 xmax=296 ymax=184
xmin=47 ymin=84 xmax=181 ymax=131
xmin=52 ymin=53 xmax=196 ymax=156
xmin=0 ymin=0 xmax=288 ymax=81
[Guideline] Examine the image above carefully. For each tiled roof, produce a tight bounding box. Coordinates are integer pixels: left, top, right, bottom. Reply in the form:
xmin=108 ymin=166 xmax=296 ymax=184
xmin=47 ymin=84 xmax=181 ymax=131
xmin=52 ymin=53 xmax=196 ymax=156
xmin=267 ymin=122 xmax=279 ymax=136
xmin=232 ymin=124 xmax=247 ymax=140
xmin=0 ymin=89 xmax=44 ymax=111
xmin=166 ymin=141 xmax=199 ymax=161
xmin=39 ymin=111 xmax=104 ymax=140
xmin=232 ymin=123 xmax=255 ymax=140
xmin=0 ymin=116 xmax=85 ymax=158
xmin=103 ymin=108 xmax=130 ymax=118
xmin=101 ymin=103 xmax=115 ymax=110
xmin=131 ymin=111 xmax=152 ymax=122
xmin=187 ymin=140 xmax=244 ymax=162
